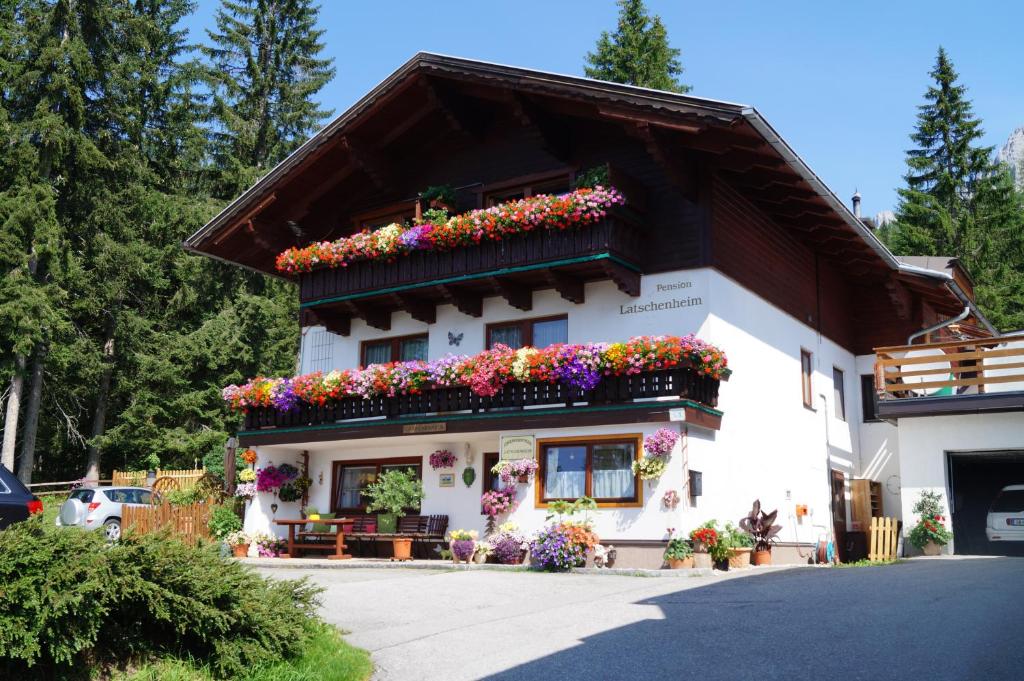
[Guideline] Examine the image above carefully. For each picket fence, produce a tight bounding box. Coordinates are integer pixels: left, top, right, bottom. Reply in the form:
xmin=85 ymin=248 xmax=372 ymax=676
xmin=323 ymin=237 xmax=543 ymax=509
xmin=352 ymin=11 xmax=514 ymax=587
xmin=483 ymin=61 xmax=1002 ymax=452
xmin=112 ymin=468 xmax=204 ymax=490
xmin=868 ymin=516 xmax=900 ymax=561
xmin=122 ymin=501 xmax=212 ymax=545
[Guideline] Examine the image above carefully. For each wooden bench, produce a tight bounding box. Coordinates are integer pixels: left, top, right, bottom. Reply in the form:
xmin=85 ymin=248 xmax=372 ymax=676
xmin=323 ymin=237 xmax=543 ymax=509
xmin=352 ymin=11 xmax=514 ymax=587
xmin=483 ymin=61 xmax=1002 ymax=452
xmin=346 ymin=514 xmax=449 ymax=558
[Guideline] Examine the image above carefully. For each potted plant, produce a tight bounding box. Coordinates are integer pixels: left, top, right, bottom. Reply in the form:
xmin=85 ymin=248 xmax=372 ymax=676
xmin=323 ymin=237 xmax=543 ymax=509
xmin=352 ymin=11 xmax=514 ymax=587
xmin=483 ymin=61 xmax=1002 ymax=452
xmin=689 ymin=523 xmax=718 ymax=569
xmin=723 ymin=521 xmax=754 ymax=568
xmin=420 ymin=184 xmax=457 ymax=213
xmin=225 ymin=530 xmax=250 ymax=558
xmin=473 ymin=541 xmax=492 ymax=564
xmin=664 ymin=535 xmax=694 ymax=569
xmin=429 ymin=449 xmax=457 ymax=470
xmin=364 ymin=468 xmax=425 ymax=538
xmin=739 ymin=499 xmax=782 ymax=565
xmin=490 ymin=522 xmax=529 ymax=565
xmin=492 ymin=459 xmax=539 ymax=484
xmin=448 ymin=529 xmax=478 ymax=564
xmin=364 ymin=468 xmax=423 ymax=560
xmin=908 ymin=490 xmax=953 ymax=556
xmin=709 ymin=534 xmax=733 ymax=571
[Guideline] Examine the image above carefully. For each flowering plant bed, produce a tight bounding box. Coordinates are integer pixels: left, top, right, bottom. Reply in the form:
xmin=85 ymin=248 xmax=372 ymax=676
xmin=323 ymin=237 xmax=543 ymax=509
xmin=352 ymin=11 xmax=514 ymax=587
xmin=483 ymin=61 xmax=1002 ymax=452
xmin=530 ymin=521 xmax=600 ymax=571
xmin=276 ymin=186 xmax=625 ymax=274
xmin=490 ymin=523 xmax=529 ymax=564
xmin=224 ymin=335 xmax=729 ymax=418
xmin=428 ymin=449 xmax=457 ymax=469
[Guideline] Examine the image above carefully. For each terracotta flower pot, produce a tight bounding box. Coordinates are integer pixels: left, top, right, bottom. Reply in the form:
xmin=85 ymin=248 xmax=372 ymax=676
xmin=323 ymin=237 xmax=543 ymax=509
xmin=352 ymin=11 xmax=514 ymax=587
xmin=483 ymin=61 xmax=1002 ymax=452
xmin=693 ymin=551 xmax=712 ymax=569
xmin=728 ymin=547 xmax=752 ymax=568
xmin=391 ymin=538 xmax=413 ymax=562
xmin=668 ymin=557 xmax=694 ymax=569
xmin=232 ymin=544 xmax=250 ymax=558
xmin=752 ymin=549 xmax=772 ymax=566
xmin=922 ymin=540 xmax=942 ymax=556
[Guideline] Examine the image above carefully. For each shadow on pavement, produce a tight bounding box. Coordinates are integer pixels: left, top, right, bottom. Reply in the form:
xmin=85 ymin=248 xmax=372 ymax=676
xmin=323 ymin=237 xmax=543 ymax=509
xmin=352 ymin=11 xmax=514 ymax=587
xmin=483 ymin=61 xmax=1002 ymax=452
xmin=483 ymin=559 xmax=1024 ymax=681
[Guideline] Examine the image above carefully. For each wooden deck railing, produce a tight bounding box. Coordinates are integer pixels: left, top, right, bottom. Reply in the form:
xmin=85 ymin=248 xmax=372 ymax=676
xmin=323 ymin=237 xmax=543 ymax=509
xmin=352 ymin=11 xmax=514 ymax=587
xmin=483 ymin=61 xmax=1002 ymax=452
xmin=874 ymin=334 xmax=1024 ymax=399
xmin=244 ymin=366 xmax=719 ymax=431
xmin=297 ymin=211 xmax=644 ymax=305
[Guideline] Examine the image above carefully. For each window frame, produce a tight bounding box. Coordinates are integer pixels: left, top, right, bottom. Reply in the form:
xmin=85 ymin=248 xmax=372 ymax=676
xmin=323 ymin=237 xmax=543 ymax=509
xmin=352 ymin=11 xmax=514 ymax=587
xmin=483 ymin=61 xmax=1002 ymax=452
xmin=330 ymin=457 xmax=423 ymax=515
xmin=832 ymin=366 xmax=846 ymax=421
xmin=800 ymin=349 xmax=814 ymax=410
xmin=350 ymin=200 xmax=418 ymax=232
xmin=486 ymin=314 xmax=568 ymax=350
xmin=359 ymin=333 xmax=429 ymax=366
xmin=860 ymin=374 xmax=881 ymax=423
xmin=478 ymin=169 xmax=576 ymax=208
xmin=534 ymin=434 xmax=643 ymax=508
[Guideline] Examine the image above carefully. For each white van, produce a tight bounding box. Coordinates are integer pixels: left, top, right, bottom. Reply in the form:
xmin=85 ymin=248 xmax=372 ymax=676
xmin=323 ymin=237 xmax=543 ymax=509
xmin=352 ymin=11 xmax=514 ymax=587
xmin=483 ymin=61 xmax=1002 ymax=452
xmin=986 ymin=485 xmax=1024 ymax=542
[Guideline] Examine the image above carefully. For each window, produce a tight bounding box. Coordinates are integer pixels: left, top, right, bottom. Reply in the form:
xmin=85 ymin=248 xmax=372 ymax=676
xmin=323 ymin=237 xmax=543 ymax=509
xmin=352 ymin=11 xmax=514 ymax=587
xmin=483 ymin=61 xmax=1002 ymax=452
xmin=482 ymin=452 xmax=502 ymax=494
xmin=832 ymin=367 xmax=846 ymax=421
xmin=331 ymin=458 xmax=422 ymax=513
xmin=861 ymin=374 xmax=881 ymax=422
xmin=69 ymin=489 xmax=94 ymax=503
xmin=481 ymin=171 xmax=574 ymax=207
xmin=306 ymin=327 xmax=334 ymax=373
xmin=351 ymin=201 xmax=418 ymax=232
xmin=360 ymin=334 xmax=429 ymax=366
xmin=537 ymin=436 xmax=641 ymax=506
xmin=487 ymin=315 xmax=568 ymax=349
xmin=991 ymin=489 xmax=1024 ymax=513
xmin=800 ymin=349 xmax=814 ymax=409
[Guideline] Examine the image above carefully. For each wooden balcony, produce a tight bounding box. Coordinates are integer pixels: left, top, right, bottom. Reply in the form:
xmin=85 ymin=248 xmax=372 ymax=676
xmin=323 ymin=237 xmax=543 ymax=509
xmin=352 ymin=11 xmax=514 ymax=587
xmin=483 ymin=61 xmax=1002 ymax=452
xmin=874 ymin=335 xmax=1024 ymax=417
xmin=242 ymin=367 xmax=720 ymax=433
xmin=297 ymin=210 xmax=644 ymax=334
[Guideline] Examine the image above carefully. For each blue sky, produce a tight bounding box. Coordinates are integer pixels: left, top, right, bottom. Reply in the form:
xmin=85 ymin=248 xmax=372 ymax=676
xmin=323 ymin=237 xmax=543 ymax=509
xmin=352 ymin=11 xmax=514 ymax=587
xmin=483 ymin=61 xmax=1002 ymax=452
xmin=182 ymin=1 xmax=1023 ymax=218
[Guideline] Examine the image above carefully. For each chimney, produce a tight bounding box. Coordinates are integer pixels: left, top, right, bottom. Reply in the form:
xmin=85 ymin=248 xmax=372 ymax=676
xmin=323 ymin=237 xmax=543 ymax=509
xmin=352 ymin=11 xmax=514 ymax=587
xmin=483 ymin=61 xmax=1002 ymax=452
xmin=851 ymin=190 xmax=862 ymax=218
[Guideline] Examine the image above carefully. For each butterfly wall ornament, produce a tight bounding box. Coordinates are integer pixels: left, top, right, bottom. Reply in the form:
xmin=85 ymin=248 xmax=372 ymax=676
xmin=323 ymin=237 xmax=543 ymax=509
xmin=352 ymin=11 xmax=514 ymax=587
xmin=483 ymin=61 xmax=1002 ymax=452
xmin=448 ymin=331 xmax=463 ymax=347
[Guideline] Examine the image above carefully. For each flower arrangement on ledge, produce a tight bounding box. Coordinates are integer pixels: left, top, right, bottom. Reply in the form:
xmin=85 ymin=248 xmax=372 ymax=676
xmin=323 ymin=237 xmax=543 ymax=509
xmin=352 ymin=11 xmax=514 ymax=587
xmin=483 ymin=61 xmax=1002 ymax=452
xmin=491 ymin=458 xmax=539 ymax=484
xmin=275 ymin=186 xmax=625 ymax=274
xmin=222 ymin=334 xmax=730 ymax=413
xmin=481 ymin=487 xmax=518 ymax=517
xmin=428 ymin=449 xmax=457 ymax=470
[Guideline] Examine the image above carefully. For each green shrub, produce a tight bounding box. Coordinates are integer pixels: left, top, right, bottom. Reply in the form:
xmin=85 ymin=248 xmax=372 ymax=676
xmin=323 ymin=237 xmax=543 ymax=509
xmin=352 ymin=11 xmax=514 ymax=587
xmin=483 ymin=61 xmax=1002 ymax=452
xmin=0 ymin=517 xmax=322 ymax=679
xmin=208 ymin=505 xmax=243 ymax=540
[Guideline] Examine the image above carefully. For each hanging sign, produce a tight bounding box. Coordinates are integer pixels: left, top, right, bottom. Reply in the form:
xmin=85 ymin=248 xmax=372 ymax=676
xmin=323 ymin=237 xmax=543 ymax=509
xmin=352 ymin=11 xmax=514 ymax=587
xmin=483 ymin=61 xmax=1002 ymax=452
xmin=500 ymin=435 xmax=535 ymax=461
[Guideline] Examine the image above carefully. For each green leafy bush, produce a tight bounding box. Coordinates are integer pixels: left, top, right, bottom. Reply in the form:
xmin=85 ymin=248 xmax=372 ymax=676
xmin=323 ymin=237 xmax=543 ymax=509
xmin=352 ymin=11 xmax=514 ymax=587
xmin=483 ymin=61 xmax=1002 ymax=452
xmin=0 ymin=517 xmax=322 ymax=679
xmin=208 ymin=504 xmax=243 ymax=540
xmin=363 ymin=468 xmax=424 ymax=515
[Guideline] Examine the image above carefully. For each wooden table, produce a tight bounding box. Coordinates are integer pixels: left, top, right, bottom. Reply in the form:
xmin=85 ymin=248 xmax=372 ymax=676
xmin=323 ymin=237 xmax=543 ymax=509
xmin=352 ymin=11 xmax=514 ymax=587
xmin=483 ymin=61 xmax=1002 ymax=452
xmin=275 ymin=518 xmax=352 ymax=560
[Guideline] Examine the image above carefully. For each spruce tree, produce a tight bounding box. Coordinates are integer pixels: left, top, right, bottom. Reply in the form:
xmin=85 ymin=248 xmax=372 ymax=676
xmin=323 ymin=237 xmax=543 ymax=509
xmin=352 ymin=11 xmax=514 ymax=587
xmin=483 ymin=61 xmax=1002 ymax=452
xmin=585 ymin=0 xmax=690 ymax=93
xmin=202 ymin=0 xmax=334 ymax=197
xmin=882 ymin=47 xmax=1024 ymax=331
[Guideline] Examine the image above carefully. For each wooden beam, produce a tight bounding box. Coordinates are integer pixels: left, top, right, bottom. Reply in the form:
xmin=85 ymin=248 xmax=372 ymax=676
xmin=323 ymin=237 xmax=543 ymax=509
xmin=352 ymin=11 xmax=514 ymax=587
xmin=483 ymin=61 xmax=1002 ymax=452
xmin=597 ymin=106 xmax=706 ymax=134
xmin=213 ymin=193 xmax=277 ymax=245
xmin=509 ymin=94 xmax=572 ymax=162
xmin=439 ymin=284 xmax=483 ymax=318
xmin=340 ymin=136 xmax=389 ymax=190
xmin=300 ymin=307 xmax=351 ymax=336
xmin=390 ymin=293 xmax=436 ymax=325
xmin=601 ymin=261 xmax=641 ymax=297
xmin=546 ymin=270 xmax=585 ymax=304
xmin=419 ymin=78 xmax=485 ymax=139
xmin=626 ymin=122 xmax=693 ymax=194
xmin=489 ymin=277 xmax=532 ymax=311
xmin=348 ymin=301 xmax=391 ymax=331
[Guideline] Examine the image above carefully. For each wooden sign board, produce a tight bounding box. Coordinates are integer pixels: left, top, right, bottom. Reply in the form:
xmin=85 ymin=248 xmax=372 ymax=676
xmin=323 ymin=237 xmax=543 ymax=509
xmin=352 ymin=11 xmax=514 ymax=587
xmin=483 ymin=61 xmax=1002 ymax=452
xmin=500 ymin=435 xmax=535 ymax=461
xmin=403 ymin=422 xmax=446 ymax=435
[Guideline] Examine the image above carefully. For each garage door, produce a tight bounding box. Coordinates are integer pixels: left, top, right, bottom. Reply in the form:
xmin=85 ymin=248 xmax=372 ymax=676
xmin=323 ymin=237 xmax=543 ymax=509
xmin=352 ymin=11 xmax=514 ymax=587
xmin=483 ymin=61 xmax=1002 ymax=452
xmin=948 ymin=451 xmax=1024 ymax=556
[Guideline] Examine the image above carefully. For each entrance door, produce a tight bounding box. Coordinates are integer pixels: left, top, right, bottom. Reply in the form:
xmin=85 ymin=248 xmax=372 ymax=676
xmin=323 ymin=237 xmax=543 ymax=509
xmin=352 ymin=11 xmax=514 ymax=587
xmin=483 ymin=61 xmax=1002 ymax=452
xmin=831 ymin=470 xmax=848 ymax=561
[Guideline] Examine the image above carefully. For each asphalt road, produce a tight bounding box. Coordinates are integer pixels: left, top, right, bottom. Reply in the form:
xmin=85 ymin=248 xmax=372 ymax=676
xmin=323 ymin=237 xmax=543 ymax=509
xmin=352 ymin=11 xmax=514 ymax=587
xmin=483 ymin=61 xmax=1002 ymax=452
xmin=259 ymin=558 xmax=1024 ymax=681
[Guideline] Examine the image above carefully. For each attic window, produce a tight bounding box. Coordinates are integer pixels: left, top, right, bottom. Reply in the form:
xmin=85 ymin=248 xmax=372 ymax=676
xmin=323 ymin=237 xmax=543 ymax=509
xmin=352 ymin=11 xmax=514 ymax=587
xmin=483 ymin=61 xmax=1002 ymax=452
xmin=352 ymin=200 xmax=418 ymax=231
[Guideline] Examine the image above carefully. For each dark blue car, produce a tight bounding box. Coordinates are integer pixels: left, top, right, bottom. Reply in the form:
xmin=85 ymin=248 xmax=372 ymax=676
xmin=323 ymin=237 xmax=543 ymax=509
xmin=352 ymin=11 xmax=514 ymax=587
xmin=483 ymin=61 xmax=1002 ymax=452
xmin=0 ymin=464 xmax=43 ymax=529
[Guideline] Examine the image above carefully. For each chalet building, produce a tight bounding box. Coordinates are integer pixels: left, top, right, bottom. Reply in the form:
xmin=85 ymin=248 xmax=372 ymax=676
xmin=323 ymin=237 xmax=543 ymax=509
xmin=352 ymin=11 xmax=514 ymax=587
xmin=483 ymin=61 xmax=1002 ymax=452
xmin=186 ymin=54 xmax=1023 ymax=565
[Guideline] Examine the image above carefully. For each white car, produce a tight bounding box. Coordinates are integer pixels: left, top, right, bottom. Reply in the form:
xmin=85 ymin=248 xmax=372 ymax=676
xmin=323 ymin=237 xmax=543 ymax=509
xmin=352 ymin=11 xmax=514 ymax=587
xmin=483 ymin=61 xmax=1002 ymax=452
xmin=56 ymin=486 xmax=154 ymax=540
xmin=985 ymin=484 xmax=1024 ymax=543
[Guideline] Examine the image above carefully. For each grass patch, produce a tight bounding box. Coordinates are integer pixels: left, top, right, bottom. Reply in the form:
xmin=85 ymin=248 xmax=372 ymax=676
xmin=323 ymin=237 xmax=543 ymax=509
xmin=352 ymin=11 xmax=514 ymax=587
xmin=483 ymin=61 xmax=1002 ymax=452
xmin=114 ymin=623 xmax=372 ymax=681
xmin=833 ymin=559 xmax=905 ymax=568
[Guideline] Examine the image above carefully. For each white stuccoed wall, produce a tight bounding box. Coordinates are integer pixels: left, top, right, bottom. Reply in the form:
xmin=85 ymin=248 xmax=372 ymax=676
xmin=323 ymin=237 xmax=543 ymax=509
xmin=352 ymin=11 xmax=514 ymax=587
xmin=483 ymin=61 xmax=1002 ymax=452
xmin=250 ymin=267 xmax=867 ymax=545
xmin=856 ymin=354 xmax=902 ymax=521
xmin=895 ymin=412 xmax=1024 ymax=553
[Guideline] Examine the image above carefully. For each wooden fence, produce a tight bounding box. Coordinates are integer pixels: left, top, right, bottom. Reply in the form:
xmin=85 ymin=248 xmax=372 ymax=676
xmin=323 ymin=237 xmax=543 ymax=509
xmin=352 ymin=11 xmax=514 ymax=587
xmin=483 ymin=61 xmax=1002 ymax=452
xmin=112 ymin=468 xmax=205 ymax=490
xmin=868 ymin=516 xmax=900 ymax=561
xmin=123 ymin=502 xmax=212 ymax=545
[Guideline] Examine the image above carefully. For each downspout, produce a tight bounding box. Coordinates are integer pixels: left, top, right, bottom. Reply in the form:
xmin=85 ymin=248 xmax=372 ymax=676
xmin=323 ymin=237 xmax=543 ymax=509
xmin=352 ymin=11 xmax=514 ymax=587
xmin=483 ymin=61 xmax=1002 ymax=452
xmin=906 ymin=306 xmax=971 ymax=345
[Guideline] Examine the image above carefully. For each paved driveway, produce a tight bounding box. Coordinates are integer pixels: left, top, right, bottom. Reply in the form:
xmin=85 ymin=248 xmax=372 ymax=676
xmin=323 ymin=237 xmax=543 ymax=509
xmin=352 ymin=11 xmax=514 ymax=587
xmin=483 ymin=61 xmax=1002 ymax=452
xmin=259 ymin=558 xmax=1024 ymax=681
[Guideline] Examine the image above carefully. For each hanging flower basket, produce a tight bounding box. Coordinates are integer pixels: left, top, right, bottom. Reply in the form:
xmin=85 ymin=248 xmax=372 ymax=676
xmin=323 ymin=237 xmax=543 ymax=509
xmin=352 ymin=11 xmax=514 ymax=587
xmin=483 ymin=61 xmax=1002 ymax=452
xmin=491 ymin=459 xmax=539 ymax=484
xmin=429 ymin=449 xmax=457 ymax=470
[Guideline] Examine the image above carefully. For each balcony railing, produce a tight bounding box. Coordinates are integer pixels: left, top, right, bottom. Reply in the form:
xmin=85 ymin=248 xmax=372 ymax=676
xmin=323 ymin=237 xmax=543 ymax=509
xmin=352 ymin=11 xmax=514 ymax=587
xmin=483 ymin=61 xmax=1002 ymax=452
xmin=874 ymin=334 xmax=1024 ymax=400
xmin=297 ymin=210 xmax=644 ymax=306
xmin=243 ymin=367 xmax=719 ymax=431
